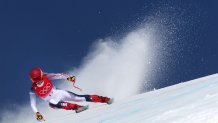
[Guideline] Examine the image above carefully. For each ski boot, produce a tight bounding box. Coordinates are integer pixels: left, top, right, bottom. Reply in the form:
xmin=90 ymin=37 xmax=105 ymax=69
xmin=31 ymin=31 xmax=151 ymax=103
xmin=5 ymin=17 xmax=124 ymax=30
xmin=90 ymin=95 xmax=114 ymax=104
xmin=75 ymin=105 xmax=89 ymax=113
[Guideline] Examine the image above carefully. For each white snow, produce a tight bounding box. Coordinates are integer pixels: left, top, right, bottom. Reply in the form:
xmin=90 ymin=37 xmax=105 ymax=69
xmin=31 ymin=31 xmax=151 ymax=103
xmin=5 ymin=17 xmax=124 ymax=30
xmin=42 ymin=74 xmax=218 ymax=123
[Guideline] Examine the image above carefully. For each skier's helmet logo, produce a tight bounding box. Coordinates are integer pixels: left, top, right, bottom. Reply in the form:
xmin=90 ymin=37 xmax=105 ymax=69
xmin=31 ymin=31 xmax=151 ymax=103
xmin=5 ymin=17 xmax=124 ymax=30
xmin=30 ymin=67 xmax=43 ymax=83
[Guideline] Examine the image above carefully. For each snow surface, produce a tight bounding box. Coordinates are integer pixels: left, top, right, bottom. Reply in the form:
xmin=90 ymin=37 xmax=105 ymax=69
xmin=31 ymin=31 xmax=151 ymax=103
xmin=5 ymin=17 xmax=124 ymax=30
xmin=43 ymin=74 xmax=218 ymax=123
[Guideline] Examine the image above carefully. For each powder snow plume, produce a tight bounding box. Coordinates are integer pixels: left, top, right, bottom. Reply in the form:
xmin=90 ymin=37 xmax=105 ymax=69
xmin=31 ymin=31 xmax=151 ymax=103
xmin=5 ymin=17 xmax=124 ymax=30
xmin=63 ymin=27 xmax=158 ymax=100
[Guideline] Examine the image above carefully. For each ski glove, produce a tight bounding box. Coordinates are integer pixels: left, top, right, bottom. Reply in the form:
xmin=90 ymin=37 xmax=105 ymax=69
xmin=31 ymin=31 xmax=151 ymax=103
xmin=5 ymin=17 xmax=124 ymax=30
xmin=67 ymin=76 xmax=76 ymax=82
xmin=36 ymin=112 xmax=45 ymax=122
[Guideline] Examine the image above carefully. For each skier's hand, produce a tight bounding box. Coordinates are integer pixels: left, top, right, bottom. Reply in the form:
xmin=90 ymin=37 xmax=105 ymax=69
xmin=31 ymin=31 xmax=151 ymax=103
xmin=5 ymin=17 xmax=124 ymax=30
xmin=67 ymin=76 xmax=76 ymax=82
xmin=36 ymin=112 xmax=45 ymax=122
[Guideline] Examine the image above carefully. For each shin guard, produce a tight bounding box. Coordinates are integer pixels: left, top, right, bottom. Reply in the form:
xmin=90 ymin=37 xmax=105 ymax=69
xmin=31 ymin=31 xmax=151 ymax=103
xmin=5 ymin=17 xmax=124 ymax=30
xmin=90 ymin=95 xmax=110 ymax=103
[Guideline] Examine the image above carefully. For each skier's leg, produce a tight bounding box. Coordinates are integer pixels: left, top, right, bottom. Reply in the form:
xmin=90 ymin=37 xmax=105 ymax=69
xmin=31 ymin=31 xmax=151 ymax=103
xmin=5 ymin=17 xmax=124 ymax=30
xmin=68 ymin=91 xmax=113 ymax=104
xmin=48 ymin=89 xmax=85 ymax=111
xmin=66 ymin=91 xmax=92 ymax=102
xmin=55 ymin=89 xmax=113 ymax=104
xmin=89 ymin=95 xmax=113 ymax=104
xmin=49 ymin=101 xmax=81 ymax=110
xmin=55 ymin=89 xmax=88 ymax=102
xmin=49 ymin=101 xmax=88 ymax=113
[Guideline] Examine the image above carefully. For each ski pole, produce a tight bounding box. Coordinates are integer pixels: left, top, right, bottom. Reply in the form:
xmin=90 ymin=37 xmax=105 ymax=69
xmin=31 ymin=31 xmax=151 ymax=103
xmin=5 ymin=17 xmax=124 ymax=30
xmin=67 ymin=75 xmax=83 ymax=91
xmin=72 ymin=81 xmax=82 ymax=91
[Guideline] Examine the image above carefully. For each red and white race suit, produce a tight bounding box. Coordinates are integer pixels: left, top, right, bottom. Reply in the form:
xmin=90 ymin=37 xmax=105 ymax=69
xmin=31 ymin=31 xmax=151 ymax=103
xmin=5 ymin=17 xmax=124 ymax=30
xmin=29 ymin=73 xmax=86 ymax=113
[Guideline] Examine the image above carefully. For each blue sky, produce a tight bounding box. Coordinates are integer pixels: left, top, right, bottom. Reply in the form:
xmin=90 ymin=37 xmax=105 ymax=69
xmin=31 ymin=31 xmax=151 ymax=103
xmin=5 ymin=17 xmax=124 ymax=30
xmin=0 ymin=0 xmax=218 ymax=115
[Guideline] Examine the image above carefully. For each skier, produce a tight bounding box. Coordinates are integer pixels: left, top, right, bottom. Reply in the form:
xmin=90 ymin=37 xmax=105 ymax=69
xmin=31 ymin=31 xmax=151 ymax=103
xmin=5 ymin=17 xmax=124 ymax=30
xmin=29 ymin=67 xmax=113 ymax=122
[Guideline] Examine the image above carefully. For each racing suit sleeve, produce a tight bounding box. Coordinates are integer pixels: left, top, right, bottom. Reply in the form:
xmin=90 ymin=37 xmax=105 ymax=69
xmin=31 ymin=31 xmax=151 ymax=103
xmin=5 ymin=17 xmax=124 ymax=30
xmin=45 ymin=73 xmax=69 ymax=80
xmin=29 ymin=90 xmax=38 ymax=113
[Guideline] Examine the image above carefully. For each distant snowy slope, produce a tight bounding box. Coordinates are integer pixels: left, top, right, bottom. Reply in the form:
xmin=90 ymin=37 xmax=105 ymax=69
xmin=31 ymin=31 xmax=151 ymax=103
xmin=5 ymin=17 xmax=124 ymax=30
xmin=43 ymin=74 xmax=218 ymax=123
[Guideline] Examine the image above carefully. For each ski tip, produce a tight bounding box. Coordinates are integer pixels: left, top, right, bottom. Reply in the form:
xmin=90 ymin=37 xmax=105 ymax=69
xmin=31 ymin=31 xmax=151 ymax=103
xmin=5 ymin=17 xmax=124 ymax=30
xmin=107 ymin=98 xmax=114 ymax=105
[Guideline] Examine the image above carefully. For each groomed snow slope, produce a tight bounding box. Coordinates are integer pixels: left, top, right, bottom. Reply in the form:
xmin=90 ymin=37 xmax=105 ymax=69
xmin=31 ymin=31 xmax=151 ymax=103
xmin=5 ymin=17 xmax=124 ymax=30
xmin=45 ymin=74 xmax=218 ymax=123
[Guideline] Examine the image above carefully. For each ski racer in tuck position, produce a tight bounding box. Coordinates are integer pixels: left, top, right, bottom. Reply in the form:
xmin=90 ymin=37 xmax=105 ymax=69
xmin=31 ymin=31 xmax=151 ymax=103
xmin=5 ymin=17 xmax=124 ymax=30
xmin=29 ymin=67 xmax=113 ymax=122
